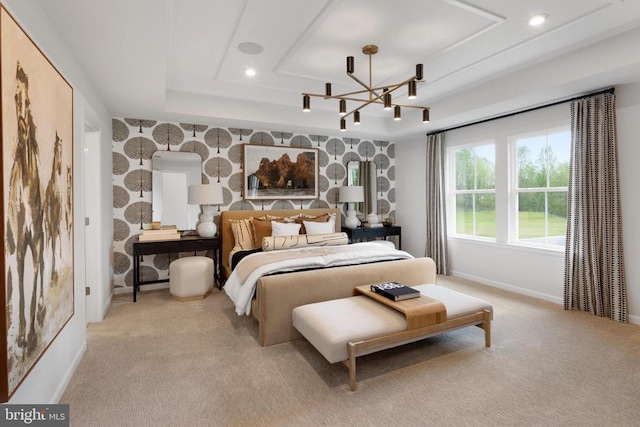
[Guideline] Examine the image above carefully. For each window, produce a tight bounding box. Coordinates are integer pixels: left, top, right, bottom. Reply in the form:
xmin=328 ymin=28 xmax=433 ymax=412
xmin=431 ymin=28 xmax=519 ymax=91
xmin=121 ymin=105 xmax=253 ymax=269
xmin=512 ymin=128 xmax=570 ymax=247
xmin=451 ymin=143 xmax=495 ymax=238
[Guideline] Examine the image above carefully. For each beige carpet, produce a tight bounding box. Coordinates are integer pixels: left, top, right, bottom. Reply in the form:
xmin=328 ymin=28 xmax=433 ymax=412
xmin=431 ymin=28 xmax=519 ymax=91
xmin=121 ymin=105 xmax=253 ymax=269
xmin=61 ymin=276 xmax=640 ymax=427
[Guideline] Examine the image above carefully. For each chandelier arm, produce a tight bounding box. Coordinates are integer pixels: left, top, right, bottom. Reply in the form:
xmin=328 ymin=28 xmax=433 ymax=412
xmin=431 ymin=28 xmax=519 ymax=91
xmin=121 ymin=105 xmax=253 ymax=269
xmin=347 ymin=73 xmax=373 ymax=94
xmin=303 ymin=89 xmax=371 ymax=99
xmin=303 ymin=78 xmax=425 ymax=100
xmin=391 ymin=103 xmax=429 ymax=109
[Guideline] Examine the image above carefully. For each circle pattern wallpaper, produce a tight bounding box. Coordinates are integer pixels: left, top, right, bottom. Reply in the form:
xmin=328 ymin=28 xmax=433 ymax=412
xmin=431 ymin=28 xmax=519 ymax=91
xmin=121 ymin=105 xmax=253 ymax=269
xmin=112 ymin=118 xmax=396 ymax=290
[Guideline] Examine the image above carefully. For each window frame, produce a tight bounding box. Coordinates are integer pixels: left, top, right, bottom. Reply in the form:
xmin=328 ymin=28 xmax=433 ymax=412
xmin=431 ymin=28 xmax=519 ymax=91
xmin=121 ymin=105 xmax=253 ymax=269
xmin=508 ymin=126 xmax=570 ymax=249
xmin=447 ymin=140 xmax=497 ymax=241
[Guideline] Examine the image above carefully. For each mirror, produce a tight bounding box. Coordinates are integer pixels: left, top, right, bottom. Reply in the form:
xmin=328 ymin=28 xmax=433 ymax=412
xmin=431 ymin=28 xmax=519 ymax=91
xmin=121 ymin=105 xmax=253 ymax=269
xmin=347 ymin=160 xmax=377 ymax=218
xmin=152 ymin=151 xmax=201 ymax=230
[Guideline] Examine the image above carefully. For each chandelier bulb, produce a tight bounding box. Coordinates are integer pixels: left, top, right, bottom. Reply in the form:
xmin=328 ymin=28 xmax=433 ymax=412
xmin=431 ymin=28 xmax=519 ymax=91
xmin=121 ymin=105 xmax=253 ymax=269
xmin=303 ymin=95 xmax=310 ymax=112
xmin=383 ymin=90 xmax=392 ymax=110
xmin=408 ymin=80 xmax=417 ymax=99
xmin=339 ymin=99 xmax=347 ymax=116
xmin=394 ymin=105 xmax=401 ymax=121
xmin=346 ymin=56 xmax=354 ymax=74
xmin=325 ymin=83 xmax=332 ymax=97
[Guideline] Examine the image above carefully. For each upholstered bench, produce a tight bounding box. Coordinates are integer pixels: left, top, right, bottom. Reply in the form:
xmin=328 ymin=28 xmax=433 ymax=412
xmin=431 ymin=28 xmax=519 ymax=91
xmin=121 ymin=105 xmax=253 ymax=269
xmin=169 ymin=256 xmax=214 ymax=301
xmin=292 ymin=284 xmax=493 ymax=391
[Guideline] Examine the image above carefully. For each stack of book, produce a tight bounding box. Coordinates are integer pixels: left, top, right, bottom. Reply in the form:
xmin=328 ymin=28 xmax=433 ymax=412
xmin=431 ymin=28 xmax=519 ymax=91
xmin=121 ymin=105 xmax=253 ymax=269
xmin=370 ymin=282 xmax=420 ymax=301
xmin=138 ymin=225 xmax=180 ymax=242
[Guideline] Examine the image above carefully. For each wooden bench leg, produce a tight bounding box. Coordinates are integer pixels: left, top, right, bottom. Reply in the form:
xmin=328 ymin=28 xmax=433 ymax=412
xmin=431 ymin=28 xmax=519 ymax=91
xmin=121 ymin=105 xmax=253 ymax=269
xmin=483 ymin=309 xmax=491 ymax=347
xmin=347 ymin=342 xmax=357 ymax=391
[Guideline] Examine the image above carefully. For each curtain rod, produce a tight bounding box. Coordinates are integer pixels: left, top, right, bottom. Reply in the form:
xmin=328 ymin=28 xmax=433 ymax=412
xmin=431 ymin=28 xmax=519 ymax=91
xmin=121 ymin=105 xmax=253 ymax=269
xmin=426 ymin=86 xmax=615 ymax=136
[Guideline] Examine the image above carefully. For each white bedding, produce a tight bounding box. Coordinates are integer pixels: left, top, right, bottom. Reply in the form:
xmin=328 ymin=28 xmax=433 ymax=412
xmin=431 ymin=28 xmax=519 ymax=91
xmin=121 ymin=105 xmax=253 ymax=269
xmin=223 ymin=242 xmax=414 ymax=315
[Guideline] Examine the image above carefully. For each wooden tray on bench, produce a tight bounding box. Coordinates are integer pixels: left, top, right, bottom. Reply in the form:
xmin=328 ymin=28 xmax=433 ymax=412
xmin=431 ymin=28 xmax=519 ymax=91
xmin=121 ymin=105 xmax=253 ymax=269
xmin=353 ymin=285 xmax=447 ymax=329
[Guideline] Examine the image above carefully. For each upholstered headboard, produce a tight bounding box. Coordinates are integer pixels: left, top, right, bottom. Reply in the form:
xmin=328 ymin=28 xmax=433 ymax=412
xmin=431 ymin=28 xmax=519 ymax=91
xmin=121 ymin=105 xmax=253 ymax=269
xmin=219 ymin=208 xmax=342 ymax=280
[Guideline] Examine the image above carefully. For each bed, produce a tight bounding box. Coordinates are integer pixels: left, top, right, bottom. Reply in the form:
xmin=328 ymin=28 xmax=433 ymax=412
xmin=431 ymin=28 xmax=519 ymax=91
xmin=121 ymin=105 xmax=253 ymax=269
xmin=219 ymin=208 xmax=433 ymax=346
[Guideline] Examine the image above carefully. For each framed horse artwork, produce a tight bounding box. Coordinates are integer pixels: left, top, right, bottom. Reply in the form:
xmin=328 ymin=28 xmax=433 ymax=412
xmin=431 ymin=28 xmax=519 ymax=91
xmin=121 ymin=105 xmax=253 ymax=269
xmin=0 ymin=5 xmax=74 ymax=402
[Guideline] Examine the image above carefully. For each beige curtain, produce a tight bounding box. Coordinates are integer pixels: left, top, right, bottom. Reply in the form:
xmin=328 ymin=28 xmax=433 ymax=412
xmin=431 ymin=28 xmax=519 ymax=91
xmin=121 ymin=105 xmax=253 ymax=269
xmin=564 ymin=91 xmax=627 ymax=322
xmin=426 ymin=132 xmax=449 ymax=274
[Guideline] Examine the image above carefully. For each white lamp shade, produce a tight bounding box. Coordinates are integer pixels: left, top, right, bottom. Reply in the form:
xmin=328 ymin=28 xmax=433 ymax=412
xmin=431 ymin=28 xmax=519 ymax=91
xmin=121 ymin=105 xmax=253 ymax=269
xmin=338 ymin=186 xmax=364 ymax=203
xmin=188 ymin=184 xmax=223 ymax=205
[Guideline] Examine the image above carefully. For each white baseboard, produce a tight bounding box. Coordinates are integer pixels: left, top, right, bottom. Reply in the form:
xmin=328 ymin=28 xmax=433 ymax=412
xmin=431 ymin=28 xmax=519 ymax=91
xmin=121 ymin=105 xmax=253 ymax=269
xmin=449 ymin=269 xmax=564 ymax=305
xmin=449 ymin=270 xmax=639 ymax=325
xmin=51 ymin=341 xmax=86 ymax=404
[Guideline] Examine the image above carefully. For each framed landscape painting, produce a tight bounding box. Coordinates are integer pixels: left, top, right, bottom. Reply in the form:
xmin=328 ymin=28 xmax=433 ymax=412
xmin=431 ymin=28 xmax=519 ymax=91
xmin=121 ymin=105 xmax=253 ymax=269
xmin=0 ymin=5 xmax=74 ymax=401
xmin=243 ymin=144 xmax=318 ymax=200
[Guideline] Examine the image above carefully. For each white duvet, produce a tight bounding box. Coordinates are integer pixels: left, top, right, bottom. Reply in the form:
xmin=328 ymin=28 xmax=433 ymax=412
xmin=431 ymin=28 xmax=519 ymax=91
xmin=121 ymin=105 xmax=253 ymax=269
xmin=223 ymin=242 xmax=414 ymax=315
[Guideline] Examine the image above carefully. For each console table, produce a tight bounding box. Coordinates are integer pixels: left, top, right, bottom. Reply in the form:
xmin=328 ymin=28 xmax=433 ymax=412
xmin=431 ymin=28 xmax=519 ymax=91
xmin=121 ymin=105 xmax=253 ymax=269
xmin=342 ymin=225 xmax=402 ymax=249
xmin=132 ymin=235 xmax=220 ymax=302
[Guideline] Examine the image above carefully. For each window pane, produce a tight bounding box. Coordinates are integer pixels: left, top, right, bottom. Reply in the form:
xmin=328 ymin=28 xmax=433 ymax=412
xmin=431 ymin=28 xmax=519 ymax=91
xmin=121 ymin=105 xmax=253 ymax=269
xmin=455 ymin=148 xmax=474 ymax=190
xmin=548 ymin=131 xmax=571 ymax=187
xmin=456 ymin=194 xmax=473 ymax=235
xmin=475 ymin=145 xmax=495 ymax=190
xmin=548 ymin=191 xmax=567 ymax=244
xmin=517 ymin=136 xmax=547 ymax=188
xmin=475 ymin=193 xmax=495 ymax=237
xmin=518 ymin=192 xmax=545 ymax=240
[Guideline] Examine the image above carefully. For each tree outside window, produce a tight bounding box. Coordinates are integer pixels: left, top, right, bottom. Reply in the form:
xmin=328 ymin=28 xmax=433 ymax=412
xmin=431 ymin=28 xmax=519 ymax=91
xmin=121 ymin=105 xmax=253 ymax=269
xmin=452 ymin=144 xmax=495 ymax=238
xmin=514 ymin=129 xmax=570 ymax=246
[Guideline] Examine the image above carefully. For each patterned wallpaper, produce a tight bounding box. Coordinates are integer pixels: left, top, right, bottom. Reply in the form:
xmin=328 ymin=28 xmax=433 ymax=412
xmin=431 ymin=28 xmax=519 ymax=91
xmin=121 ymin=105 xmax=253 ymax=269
xmin=111 ymin=118 xmax=396 ymax=290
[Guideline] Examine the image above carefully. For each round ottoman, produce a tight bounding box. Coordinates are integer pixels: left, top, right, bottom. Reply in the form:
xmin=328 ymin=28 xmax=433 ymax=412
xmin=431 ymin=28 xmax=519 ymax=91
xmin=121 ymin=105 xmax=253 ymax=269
xmin=169 ymin=256 xmax=214 ymax=301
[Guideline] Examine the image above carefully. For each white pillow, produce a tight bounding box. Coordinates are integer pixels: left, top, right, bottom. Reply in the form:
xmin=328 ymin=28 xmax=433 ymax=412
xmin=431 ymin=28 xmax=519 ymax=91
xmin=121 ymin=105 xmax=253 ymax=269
xmin=303 ymin=219 xmax=335 ymax=235
xmin=271 ymin=221 xmax=301 ymax=236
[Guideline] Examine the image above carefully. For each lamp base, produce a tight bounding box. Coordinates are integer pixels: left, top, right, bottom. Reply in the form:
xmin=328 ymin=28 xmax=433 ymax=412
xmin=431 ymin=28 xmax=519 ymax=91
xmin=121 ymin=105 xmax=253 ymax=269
xmin=197 ymin=221 xmax=217 ymax=238
xmin=197 ymin=211 xmax=217 ymax=237
xmin=344 ymin=209 xmax=359 ymax=229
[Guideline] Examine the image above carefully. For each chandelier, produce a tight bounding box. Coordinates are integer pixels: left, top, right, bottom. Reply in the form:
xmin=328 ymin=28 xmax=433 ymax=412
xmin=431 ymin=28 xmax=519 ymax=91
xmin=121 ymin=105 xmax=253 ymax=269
xmin=302 ymin=44 xmax=430 ymax=131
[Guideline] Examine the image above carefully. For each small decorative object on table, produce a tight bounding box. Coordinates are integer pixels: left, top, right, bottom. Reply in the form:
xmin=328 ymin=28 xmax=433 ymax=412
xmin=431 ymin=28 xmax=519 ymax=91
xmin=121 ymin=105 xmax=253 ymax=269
xmin=363 ymin=222 xmax=383 ymax=228
xmin=370 ymin=282 xmax=420 ymax=301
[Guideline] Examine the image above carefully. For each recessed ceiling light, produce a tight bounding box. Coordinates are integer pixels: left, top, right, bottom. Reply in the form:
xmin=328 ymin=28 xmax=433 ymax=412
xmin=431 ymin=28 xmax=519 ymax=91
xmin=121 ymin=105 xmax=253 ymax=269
xmin=529 ymin=13 xmax=548 ymax=27
xmin=245 ymin=68 xmax=256 ymax=77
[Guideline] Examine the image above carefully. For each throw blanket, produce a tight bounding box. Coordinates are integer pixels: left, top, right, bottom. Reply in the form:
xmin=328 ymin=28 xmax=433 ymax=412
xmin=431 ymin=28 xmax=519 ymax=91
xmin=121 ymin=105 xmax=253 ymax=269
xmin=224 ymin=242 xmax=414 ymax=315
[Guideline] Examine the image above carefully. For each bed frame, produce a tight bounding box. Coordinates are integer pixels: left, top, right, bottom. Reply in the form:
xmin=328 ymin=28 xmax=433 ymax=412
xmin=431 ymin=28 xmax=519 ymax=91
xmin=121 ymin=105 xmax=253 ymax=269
xmin=219 ymin=208 xmax=435 ymax=347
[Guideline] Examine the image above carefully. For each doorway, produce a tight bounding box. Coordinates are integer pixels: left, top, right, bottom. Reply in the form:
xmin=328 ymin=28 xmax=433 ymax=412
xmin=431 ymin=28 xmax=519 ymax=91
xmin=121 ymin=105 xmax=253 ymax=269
xmin=83 ymin=129 xmax=101 ymax=322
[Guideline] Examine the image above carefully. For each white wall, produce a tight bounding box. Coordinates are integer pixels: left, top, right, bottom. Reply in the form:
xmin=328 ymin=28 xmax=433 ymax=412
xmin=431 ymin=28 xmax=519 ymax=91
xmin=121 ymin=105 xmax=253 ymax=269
xmin=397 ymin=89 xmax=640 ymax=324
xmin=3 ymin=0 xmax=112 ymax=403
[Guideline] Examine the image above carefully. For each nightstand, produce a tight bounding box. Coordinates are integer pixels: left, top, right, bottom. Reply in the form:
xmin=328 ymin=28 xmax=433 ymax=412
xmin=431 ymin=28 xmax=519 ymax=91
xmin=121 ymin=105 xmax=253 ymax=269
xmin=341 ymin=225 xmax=402 ymax=249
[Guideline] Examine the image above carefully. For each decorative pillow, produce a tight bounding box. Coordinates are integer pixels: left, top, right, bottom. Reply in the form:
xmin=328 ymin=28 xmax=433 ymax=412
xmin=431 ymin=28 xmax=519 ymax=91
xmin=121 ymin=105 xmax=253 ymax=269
xmin=294 ymin=213 xmax=331 ymax=233
xmin=303 ymin=214 xmax=336 ymax=235
xmin=229 ymin=218 xmax=255 ymax=251
xmin=262 ymin=232 xmax=349 ymax=251
xmin=251 ymin=216 xmax=291 ymax=247
xmin=250 ymin=217 xmax=274 ymax=248
xmin=271 ymin=221 xmax=301 ymax=236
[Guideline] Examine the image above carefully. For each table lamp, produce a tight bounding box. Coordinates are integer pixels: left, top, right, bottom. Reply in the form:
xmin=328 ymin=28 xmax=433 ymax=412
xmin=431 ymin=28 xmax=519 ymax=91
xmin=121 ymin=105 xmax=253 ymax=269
xmin=188 ymin=184 xmax=224 ymax=237
xmin=339 ymin=186 xmax=364 ymax=229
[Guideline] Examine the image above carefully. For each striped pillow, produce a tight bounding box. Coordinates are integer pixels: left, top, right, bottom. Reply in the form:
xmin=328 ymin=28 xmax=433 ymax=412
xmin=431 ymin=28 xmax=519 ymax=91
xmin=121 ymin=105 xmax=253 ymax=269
xmin=229 ymin=218 xmax=255 ymax=251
